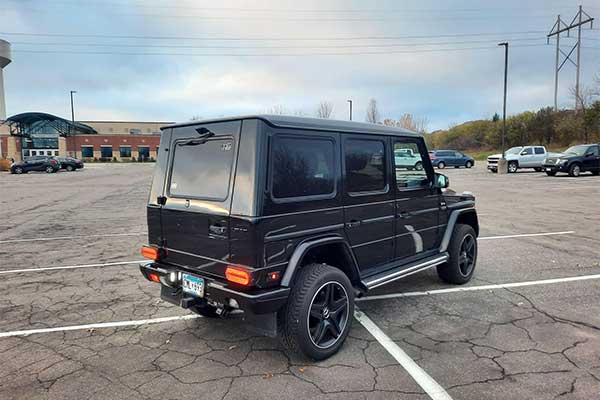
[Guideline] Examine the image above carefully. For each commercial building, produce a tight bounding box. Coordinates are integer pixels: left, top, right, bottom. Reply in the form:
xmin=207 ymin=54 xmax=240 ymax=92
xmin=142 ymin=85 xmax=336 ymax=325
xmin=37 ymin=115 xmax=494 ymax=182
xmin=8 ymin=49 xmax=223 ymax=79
xmin=0 ymin=112 xmax=172 ymax=161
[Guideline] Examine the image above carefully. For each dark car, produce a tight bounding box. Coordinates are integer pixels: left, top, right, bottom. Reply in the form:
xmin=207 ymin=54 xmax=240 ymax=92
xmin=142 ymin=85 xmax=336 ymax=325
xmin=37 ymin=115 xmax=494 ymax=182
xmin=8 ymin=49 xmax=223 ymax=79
xmin=542 ymin=144 xmax=600 ymax=177
xmin=10 ymin=156 xmax=60 ymax=174
xmin=429 ymin=150 xmax=474 ymax=169
xmin=139 ymin=115 xmax=479 ymax=360
xmin=56 ymin=156 xmax=84 ymax=171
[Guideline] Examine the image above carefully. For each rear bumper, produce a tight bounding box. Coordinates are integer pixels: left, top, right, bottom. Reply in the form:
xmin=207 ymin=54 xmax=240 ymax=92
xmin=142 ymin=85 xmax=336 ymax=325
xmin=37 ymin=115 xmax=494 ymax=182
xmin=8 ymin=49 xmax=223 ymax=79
xmin=139 ymin=261 xmax=290 ymax=315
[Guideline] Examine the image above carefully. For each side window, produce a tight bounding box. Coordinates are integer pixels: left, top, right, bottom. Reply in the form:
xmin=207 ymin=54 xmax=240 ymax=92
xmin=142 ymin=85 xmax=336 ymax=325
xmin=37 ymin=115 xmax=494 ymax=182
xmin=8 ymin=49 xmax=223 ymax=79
xmin=345 ymin=139 xmax=387 ymax=194
xmin=454 ymin=152 xmax=463 ymax=158
xmin=271 ymin=136 xmax=336 ymax=200
xmin=522 ymin=147 xmax=533 ymax=155
xmin=534 ymin=147 xmax=545 ymax=155
xmin=394 ymin=140 xmax=431 ymax=189
xmin=589 ymin=146 xmax=599 ymax=156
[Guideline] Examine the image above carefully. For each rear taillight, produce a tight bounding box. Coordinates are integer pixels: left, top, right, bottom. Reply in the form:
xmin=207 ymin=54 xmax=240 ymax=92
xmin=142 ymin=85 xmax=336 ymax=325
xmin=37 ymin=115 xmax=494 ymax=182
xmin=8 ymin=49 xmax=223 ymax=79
xmin=50 ymin=159 xmax=58 ymax=164
xmin=429 ymin=155 xmax=436 ymax=160
xmin=141 ymin=245 xmax=161 ymax=260
xmin=225 ymin=266 xmax=251 ymax=286
xmin=148 ymin=273 xmax=161 ymax=283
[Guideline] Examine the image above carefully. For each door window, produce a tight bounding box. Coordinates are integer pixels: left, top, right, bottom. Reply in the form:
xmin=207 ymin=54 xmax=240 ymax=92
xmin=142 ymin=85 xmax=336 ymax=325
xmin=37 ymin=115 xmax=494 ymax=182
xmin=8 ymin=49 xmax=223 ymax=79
xmin=534 ymin=147 xmax=545 ymax=155
xmin=588 ymin=146 xmax=599 ymax=156
xmin=394 ymin=141 xmax=431 ymax=189
xmin=521 ymin=147 xmax=533 ymax=155
xmin=168 ymin=138 xmax=235 ymax=201
xmin=345 ymin=139 xmax=387 ymax=194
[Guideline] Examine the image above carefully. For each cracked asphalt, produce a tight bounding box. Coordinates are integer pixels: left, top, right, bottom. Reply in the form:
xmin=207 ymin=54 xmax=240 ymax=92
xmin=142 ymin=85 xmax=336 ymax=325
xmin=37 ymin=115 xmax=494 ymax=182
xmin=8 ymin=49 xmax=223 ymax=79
xmin=0 ymin=163 xmax=599 ymax=399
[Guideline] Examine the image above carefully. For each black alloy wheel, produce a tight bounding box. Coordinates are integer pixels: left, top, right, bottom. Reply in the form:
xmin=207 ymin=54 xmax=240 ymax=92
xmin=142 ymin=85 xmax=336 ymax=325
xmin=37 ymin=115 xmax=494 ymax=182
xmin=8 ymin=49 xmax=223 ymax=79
xmin=308 ymin=281 xmax=349 ymax=349
xmin=458 ymin=233 xmax=476 ymax=277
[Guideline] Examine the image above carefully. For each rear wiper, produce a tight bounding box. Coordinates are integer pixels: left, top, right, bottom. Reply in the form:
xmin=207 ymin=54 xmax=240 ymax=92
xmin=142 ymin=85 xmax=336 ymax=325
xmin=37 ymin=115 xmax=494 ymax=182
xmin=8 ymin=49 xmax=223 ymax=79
xmin=180 ymin=128 xmax=215 ymax=146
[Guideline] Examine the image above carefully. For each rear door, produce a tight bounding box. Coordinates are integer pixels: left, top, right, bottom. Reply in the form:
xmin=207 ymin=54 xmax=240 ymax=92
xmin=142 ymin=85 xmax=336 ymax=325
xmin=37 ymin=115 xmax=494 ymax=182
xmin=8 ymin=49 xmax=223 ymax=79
xmin=159 ymin=121 xmax=241 ymax=278
xmin=582 ymin=145 xmax=600 ymax=171
xmin=343 ymin=134 xmax=395 ymax=276
xmin=533 ymin=147 xmax=546 ymax=166
xmin=393 ymin=138 xmax=440 ymax=261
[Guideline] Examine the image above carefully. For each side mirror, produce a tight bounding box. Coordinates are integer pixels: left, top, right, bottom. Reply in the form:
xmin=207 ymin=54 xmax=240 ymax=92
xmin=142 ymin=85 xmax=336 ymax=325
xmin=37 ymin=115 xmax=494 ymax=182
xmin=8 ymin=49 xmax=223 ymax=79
xmin=434 ymin=173 xmax=449 ymax=189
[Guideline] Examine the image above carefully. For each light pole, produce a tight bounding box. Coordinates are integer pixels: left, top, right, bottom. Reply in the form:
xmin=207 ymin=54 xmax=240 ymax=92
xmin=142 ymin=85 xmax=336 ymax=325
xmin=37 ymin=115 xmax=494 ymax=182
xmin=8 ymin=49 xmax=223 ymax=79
xmin=347 ymin=99 xmax=353 ymax=121
xmin=70 ymin=90 xmax=77 ymax=123
xmin=497 ymin=42 xmax=509 ymax=174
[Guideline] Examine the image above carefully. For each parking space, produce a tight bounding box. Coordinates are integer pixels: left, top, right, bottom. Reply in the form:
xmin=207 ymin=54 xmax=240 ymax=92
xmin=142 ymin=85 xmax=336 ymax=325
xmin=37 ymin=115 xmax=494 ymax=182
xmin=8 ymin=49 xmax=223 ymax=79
xmin=1 ymin=164 xmax=599 ymax=399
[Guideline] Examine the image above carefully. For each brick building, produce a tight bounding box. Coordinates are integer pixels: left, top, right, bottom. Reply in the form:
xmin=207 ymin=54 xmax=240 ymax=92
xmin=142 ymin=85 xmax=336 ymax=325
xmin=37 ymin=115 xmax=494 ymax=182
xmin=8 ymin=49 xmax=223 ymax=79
xmin=0 ymin=112 xmax=172 ymax=161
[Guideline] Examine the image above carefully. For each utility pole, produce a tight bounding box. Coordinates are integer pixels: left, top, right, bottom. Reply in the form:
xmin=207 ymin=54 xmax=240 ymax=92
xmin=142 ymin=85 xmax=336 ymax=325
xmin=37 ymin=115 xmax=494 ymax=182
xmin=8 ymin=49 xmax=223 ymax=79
xmin=498 ymin=42 xmax=509 ymax=173
xmin=547 ymin=5 xmax=594 ymax=111
xmin=347 ymin=99 xmax=353 ymax=121
xmin=70 ymin=90 xmax=77 ymax=123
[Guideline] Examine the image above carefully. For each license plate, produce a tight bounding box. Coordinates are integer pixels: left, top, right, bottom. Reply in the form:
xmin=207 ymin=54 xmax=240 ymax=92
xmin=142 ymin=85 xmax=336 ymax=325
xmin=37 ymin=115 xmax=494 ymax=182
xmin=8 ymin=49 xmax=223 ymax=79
xmin=182 ymin=273 xmax=205 ymax=298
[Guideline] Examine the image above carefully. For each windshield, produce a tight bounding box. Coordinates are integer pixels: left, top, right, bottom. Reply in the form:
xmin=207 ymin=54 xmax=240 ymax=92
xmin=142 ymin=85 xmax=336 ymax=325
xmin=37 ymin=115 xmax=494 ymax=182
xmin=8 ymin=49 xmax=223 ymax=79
xmin=506 ymin=147 xmax=523 ymax=155
xmin=564 ymin=145 xmax=588 ymax=156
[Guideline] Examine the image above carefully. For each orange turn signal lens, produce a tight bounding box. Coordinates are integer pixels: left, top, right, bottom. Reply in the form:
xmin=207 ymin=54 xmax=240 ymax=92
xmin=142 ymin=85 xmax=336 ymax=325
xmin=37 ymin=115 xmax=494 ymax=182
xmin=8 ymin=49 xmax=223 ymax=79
xmin=141 ymin=246 xmax=159 ymax=260
xmin=148 ymin=273 xmax=161 ymax=283
xmin=225 ymin=266 xmax=251 ymax=286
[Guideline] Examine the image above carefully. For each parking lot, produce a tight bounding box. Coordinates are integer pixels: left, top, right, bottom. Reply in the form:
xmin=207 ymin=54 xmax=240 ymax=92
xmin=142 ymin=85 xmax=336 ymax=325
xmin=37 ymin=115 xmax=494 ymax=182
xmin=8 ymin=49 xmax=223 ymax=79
xmin=0 ymin=163 xmax=599 ymax=400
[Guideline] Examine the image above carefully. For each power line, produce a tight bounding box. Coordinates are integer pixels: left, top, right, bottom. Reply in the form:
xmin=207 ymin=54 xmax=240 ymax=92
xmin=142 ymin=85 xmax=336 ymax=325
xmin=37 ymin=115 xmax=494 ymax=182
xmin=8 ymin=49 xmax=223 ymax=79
xmin=9 ymin=37 xmax=546 ymax=50
xmin=0 ymin=30 xmax=549 ymax=42
xmin=11 ymin=43 xmax=546 ymax=57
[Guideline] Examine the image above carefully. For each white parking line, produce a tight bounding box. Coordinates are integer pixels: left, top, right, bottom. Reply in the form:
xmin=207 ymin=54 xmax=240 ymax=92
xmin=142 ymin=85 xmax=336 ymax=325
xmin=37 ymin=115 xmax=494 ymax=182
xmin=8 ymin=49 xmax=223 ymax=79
xmin=0 ymin=260 xmax=145 ymax=275
xmin=0 ymin=315 xmax=202 ymax=338
xmin=0 ymin=232 xmax=146 ymax=244
xmin=354 ymin=309 xmax=452 ymax=400
xmin=478 ymin=230 xmax=574 ymax=240
xmin=358 ymin=273 xmax=600 ymax=302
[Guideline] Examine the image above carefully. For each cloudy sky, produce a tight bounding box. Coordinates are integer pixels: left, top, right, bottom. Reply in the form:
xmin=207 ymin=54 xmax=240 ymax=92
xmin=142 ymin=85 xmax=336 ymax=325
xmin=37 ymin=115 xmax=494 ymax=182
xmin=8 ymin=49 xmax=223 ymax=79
xmin=1 ymin=0 xmax=599 ymax=130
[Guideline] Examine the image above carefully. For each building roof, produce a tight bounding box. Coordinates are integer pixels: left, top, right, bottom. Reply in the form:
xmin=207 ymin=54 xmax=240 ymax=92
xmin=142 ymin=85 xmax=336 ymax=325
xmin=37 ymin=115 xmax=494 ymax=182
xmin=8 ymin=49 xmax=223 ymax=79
xmin=4 ymin=112 xmax=98 ymax=136
xmin=165 ymin=114 xmax=419 ymax=136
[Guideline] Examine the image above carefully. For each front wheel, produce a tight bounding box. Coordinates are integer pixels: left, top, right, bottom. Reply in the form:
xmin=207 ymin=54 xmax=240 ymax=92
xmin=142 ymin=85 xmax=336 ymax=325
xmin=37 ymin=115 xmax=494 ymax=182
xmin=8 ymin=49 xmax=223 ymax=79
xmin=278 ymin=263 xmax=353 ymax=360
xmin=534 ymin=167 xmax=542 ymax=172
xmin=437 ymin=161 xmax=446 ymax=169
xmin=437 ymin=224 xmax=477 ymax=284
xmin=45 ymin=166 xmax=54 ymax=173
xmin=13 ymin=167 xmax=23 ymax=174
xmin=568 ymin=163 xmax=581 ymax=177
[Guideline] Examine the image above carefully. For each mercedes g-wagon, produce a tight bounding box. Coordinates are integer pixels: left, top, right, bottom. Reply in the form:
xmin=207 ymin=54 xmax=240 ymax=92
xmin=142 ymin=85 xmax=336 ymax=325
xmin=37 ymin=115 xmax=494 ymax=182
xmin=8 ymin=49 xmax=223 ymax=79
xmin=140 ymin=115 xmax=479 ymax=360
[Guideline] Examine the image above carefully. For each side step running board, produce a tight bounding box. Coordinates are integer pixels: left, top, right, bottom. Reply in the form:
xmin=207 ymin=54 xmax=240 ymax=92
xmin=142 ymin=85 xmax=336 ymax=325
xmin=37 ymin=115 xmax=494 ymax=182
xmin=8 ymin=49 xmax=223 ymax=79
xmin=363 ymin=253 xmax=449 ymax=290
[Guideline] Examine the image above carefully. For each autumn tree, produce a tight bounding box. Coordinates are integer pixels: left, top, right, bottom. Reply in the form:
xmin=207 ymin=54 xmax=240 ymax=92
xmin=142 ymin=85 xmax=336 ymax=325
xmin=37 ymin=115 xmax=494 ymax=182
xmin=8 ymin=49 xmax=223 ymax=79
xmin=365 ymin=99 xmax=380 ymax=124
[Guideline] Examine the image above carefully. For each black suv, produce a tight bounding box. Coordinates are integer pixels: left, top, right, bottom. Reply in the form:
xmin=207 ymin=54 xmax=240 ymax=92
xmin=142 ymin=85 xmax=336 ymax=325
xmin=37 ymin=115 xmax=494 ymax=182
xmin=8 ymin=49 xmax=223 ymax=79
xmin=140 ymin=115 xmax=479 ymax=359
xmin=10 ymin=156 xmax=60 ymax=174
xmin=542 ymin=144 xmax=600 ymax=177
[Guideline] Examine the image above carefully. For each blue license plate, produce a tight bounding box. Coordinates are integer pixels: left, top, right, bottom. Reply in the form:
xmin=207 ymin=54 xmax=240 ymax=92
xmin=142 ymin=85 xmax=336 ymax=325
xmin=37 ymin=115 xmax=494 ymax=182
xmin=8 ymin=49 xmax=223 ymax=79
xmin=182 ymin=274 xmax=205 ymax=298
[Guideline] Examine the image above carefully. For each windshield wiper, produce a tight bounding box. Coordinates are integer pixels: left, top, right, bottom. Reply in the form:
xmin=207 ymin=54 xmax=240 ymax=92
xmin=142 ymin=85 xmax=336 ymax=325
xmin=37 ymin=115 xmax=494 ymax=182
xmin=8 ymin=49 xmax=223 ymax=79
xmin=180 ymin=128 xmax=216 ymax=146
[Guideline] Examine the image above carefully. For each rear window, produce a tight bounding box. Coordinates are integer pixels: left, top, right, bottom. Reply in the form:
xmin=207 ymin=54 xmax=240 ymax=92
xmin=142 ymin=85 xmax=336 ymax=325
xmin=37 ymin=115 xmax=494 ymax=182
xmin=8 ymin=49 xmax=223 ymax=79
xmin=168 ymin=138 xmax=235 ymax=201
xmin=271 ymin=136 xmax=336 ymax=200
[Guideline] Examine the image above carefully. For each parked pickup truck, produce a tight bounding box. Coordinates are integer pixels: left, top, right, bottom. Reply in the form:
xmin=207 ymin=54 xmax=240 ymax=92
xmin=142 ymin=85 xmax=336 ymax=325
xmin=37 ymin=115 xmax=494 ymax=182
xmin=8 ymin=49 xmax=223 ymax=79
xmin=487 ymin=146 xmax=559 ymax=173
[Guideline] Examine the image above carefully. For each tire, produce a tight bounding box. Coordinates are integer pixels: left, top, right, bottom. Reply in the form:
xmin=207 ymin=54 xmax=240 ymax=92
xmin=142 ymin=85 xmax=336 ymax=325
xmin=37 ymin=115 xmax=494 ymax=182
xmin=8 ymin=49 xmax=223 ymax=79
xmin=568 ymin=163 xmax=581 ymax=177
xmin=437 ymin=224 xmax=477 ymax=285
xmin=592 ymin=171 xmax=600 ymax=176
xmin=278 ymin=263 xmax=354 ymax=360
xmin=45 ymin=166 xmax=54 ymax=173
xmin=534 ymin=167 xmax=542 ymax=172
xmin=437 ymin=161 xmax=446 ymax=169
xmin=13 ymin=167 xmax=23 ymax=174
xmin=66 ymin=165 xmax=74 ymax=172
xmin=414 ymin=161 xmax=423 ymax=171
xmin=190 ymin=303 xmax=220 ymax=318
xmin=465 ymin=161 xmax=473 ymax=168
xmin=508 ymin=161 xmax=518 ymax=173
xmin=546 ymin=171 xmax=556 ymax=176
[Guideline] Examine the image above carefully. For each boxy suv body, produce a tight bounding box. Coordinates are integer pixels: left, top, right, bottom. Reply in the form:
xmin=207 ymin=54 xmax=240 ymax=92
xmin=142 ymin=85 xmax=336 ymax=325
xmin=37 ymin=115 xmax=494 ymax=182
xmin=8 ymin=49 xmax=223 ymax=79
xmin=140 ymin=115 xmax=479 ymax=359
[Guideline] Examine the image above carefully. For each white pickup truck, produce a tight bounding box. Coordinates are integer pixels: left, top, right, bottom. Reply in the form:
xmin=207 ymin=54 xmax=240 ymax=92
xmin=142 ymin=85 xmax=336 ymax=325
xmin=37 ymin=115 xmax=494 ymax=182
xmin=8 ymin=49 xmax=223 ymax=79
xmin=487 ymin=146 xmax=559 ymax=173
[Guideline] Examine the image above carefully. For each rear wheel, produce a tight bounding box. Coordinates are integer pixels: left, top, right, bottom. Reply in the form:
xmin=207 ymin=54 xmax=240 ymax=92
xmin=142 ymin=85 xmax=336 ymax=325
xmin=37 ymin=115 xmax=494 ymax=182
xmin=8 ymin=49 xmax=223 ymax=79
xmin=414 ymin=161 xmax=423 ymax=171
xmin=508 ymin=161 xmax=518 ymax=173
xmin=279 ymin=263 xmax=353 ymax=360
xmin=465 ymin=161 xmax=473 ymax=168
xmin=66 ymin=165 xmax=74 ymax=172
xmin=45 ymin=166 xmax=54 ymax=173
xmin=437 ymin=224 xmax=477 ymax=284
xmin=437 ymin=161 xmax=446 ymax=169
xmin=568 ymin=163 xmax=581 ymax=177
xmin=546 ymin=171 xmax=557 ymax=176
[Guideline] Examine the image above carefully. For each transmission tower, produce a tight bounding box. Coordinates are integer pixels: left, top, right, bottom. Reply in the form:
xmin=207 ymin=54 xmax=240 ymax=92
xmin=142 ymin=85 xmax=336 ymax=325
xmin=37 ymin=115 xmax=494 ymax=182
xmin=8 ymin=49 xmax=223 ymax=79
xmin=547 ymin=5 xmax=594 ymax=111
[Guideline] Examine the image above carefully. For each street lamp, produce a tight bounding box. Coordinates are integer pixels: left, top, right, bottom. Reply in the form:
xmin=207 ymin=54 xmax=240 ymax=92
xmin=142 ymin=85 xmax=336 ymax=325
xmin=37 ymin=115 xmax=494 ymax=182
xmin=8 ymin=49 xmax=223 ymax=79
xmin=497 ymin=42 xmax=509 ymax=174
xmin=347 ymin=99 xmax=353 ymax=121
xmin=70 ymin=90 xmax=77 ymax=123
